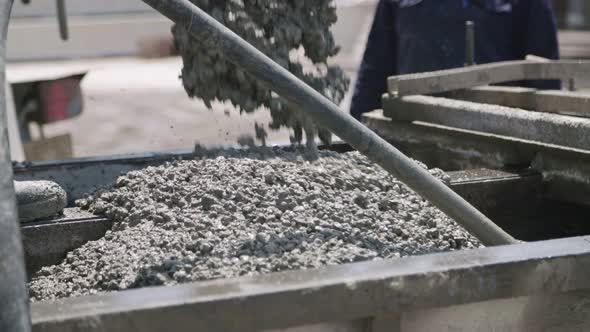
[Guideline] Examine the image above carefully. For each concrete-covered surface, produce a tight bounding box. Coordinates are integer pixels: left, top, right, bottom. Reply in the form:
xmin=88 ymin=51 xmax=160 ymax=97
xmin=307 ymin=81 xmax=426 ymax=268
xmin=28 ymin=150 xmax=480 ymax=301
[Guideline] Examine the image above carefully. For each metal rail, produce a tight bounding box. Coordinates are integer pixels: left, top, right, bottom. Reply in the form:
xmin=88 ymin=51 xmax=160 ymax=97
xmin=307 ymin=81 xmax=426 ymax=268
xmin=383 ymin=94 xmax=590 ymax=151
xmin=0 ymin=0 xmax=31 ymax=331
xmin=448 ymin=86 xmax=590 ymax=118
xmin=364 ymin=109 xmax=590 ymax=207
xmin=30 ymin=235 xmax=590 ymax=331
xmin=140 ymin=0 xmax=517 ymax=246
xmin=388 ymin=59 xmax=590 ymax=97
xmin=56 ymin=0 xmax=68 ymax=41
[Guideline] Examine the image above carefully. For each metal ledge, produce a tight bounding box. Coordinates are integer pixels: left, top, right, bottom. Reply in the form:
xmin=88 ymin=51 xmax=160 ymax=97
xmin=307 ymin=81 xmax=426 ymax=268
xmin=30 ymin=235 xmax=590 ymax=332
xmin=383 ymin=94 xmax=590 ymax=151
xmin=363 ymin=110 xmax=590 ymax=207
xmin=447 ymin=86 xmax=590 ymax=118
xmin=387 ymin=60 xmax=590 ymax=96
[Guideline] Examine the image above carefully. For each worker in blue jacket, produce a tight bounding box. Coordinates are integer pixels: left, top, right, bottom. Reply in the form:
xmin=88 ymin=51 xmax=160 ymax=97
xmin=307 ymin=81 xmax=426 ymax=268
xmin=350 ymin=0 xmax=560 ymax=120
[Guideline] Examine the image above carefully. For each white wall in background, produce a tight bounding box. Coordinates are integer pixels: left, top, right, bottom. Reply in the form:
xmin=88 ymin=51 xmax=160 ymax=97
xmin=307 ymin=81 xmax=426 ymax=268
xmin=7 ymin=0 xmax=377 ymax=61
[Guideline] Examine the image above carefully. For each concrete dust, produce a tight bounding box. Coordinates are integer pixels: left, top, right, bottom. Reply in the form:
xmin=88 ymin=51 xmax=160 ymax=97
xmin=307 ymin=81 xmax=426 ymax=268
xmin=28 ymin=149 xmax=480 ymax=302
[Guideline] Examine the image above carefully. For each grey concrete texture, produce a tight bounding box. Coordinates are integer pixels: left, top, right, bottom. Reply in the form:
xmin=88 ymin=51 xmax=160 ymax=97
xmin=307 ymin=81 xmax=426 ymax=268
xmin=14 ymin=180 xmax=67 ymax=223
xmin=172 ymin=0 xmax=350 ymax=149
xmin=28 ymin=150 xmax=480 ymax=302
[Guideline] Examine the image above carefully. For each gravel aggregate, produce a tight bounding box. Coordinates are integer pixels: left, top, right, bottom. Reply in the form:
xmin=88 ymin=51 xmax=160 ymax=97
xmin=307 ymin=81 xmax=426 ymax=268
xmin=28 ymin=150 xmax=480 ymax=302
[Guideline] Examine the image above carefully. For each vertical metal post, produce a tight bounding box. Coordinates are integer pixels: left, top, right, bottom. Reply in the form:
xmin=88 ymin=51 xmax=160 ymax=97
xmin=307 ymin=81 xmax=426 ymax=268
xmin=465 ymin=21 xmax=475 ymax=66
xmin=0 ymin=0 xmax=32 ymax=331
xmin=56 ymin=0 xmax=68 ymax=40
xmin=569 ymin=78 xmax=576 ymax=91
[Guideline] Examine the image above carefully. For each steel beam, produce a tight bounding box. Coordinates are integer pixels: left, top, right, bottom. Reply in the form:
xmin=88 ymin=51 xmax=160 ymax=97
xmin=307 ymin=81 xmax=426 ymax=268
xmin=30 ymin=235 xmax=590 ymax=332
xmin=383 ymin=94 xmax=590 ymax=151
xmin=388 ymin=60 xmax=590 ymax=96
xmin=448 ymin=86 xmax=590 ymax=118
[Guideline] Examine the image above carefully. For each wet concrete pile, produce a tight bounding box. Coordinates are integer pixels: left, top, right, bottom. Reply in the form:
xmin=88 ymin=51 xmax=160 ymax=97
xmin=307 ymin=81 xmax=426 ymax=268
xmin=172 ymin=0 xmax=349 ymax=153
xmin=28 ymin=150 xmax=480 ymax=302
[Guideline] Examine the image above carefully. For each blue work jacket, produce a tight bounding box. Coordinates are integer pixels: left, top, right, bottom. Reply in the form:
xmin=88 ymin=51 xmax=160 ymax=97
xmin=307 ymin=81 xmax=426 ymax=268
xmin=350 ymin=0 xmax=560 ymax=119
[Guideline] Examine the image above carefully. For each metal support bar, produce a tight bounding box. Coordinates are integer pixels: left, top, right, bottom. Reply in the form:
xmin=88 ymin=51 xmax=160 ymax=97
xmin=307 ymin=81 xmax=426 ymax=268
xmin=448 ymin=86 xmax=590 ymax=118
xmin=56 ymin=0 xmax=68 ymax=40
xmin=140 ymin=0 xmax=517 ymax=246
xmin=464 ymin=21 xmax=475 ymax=66
xmin=388 ymin=60 xmax=590 ymax=97
xmin=30 ymin=236 xmax=590 ymax=331
xmin=0 ymin=0 xmax=32 ymax=331
xmin=383 ymin=94 xmax=590 ymax=151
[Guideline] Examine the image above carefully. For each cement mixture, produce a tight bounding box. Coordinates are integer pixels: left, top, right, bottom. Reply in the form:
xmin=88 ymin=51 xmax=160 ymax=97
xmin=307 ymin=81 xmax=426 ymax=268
xmin=172 ymin=0 xmax=349 ymax=152
xmin=28 ymin=150 xmax=480 ymax=302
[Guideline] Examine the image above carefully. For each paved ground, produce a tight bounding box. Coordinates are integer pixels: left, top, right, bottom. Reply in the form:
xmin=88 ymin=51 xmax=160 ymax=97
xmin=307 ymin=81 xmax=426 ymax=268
xmin=9 ymin=3 xmax=376 ymax=159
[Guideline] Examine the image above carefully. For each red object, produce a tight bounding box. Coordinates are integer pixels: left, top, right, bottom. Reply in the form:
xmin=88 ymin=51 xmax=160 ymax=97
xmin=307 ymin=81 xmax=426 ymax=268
xmin=39 ymin=77 xmax=83 ymax=123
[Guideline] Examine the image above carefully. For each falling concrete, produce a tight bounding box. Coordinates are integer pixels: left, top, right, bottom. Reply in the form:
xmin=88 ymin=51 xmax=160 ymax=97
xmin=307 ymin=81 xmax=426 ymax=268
xmin=172 ymin=0 xmax=350 ymax=149
xmin=28 ymin=150 xmax=480 ymax=302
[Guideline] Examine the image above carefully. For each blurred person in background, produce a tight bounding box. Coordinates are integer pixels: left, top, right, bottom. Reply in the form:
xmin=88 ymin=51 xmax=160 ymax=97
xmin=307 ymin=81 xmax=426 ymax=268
xmin=350 ymin=0 xmax=560 ymax=120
